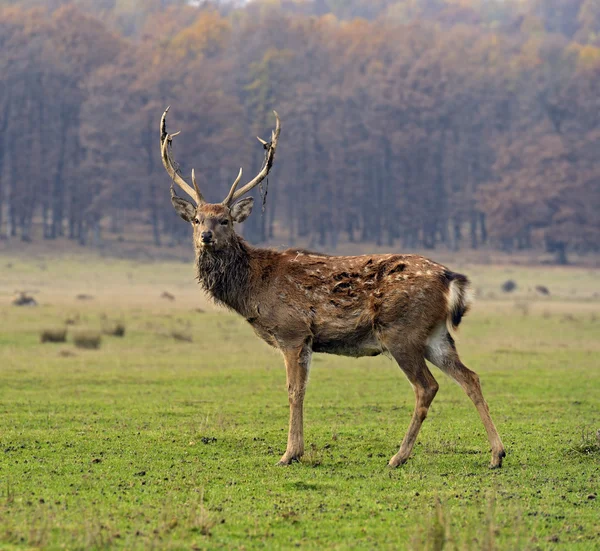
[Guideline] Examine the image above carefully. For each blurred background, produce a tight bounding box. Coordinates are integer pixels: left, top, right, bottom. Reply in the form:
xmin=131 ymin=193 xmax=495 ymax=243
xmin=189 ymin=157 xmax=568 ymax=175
xmin=0 ymin=0 xmax=598 ymax=265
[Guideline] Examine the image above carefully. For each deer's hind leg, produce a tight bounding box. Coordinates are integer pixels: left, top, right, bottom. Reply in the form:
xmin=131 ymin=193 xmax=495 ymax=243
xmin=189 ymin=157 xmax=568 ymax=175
xmin=387 ymin=346 xmax=439 ymax=468
xmin=425 ymin=324 xmax=505 ymax=468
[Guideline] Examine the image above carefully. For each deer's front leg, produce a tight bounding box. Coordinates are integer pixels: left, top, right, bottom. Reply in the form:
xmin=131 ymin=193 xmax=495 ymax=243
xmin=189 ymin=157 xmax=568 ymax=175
xmin=277 ymin=343 xmax=312 ymax=466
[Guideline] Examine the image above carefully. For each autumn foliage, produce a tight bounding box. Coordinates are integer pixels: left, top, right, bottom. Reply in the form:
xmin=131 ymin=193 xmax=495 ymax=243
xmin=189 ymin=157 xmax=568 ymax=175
xmin=0 ymin=0 xmax=598 ymax=263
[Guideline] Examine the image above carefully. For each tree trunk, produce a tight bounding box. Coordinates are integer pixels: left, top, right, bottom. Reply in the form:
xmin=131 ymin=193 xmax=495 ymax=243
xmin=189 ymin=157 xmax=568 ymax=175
xmin=470 ymin=210 xmax=478 ymax=249
xmin=554 ymin=242 xmax=568 ymax=265
xmin=479 ymin=212 xmax=487 ymax=244
xmin=51 ymin=115 xmax=68 ymax=239
xmin=144 ymin=124 xmax=161 ymax=247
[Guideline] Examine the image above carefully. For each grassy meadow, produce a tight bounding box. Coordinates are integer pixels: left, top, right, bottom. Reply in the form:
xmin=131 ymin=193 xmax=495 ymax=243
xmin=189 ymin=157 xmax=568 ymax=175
xmin=0 ymin=254 xmax=599 ymax=550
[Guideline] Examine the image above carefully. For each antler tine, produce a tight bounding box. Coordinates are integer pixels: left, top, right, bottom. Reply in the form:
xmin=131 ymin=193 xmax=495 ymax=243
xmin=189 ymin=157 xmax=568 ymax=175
xmin=223 ymin=110 xmax=281 ymax=206
xmin=221 ymin=168 xmax=243 ymax=206
xmin=191 ymin=169 xmax=205 ymax=204
xmin=160 ymin=107 xmax=204 ymax=205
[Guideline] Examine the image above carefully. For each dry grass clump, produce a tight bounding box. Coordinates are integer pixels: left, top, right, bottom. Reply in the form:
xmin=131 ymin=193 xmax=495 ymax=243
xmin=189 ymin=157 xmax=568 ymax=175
xmin=302 ymin=443 xmax=324 ymax=467
xmin=73 ymin=330 xmax=102 ymax=349
xmin=411 ymin=496 xmax=508 ymax=551
xmin=189 ymin=490 xmax=216 ymax=537
xmin=570 ymin=428 xmax=600 ymax=456
xmin=103 ymin=322 xmax=126 ymax=337
xmin=513 ymin=301 xmax=530 ymax=316
xmin=40 ymin=328 xmax=67 ymax=343
xmin=171 ymin=330 xmax=193 ymax=342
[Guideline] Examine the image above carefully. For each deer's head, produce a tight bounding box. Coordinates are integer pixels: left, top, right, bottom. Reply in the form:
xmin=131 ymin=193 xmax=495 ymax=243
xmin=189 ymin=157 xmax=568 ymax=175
xmin=160 ymin=107 xmax=280 ymax=252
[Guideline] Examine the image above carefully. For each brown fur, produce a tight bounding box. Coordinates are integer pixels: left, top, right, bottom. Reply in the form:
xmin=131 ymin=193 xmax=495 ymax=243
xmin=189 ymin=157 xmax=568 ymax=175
xmin=183 ymin=201 xmax=505 ymax=469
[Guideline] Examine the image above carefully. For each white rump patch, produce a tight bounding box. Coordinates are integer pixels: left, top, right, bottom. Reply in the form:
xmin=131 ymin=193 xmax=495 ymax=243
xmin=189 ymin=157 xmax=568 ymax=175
xmin=445 ymin=279 xmax=475 ymax=333
xmin=425 ymin=323 xmax=450 ymax=367
xmin=447 ymin=280 xmax=474 ymax=314
xmin=447 ymin=279 xmax=460 ymax=313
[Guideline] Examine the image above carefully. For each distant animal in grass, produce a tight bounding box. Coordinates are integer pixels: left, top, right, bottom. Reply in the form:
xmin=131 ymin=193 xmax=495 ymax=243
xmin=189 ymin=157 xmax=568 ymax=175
xmin=159 ymin=107 xmax=505 ymax=469
xmin=161 ymin=291 xmax=176 ymax=301
xmin=12 ymin=292 xmax=37 ymax=306
xmin=535 ymin=285 xmax=550 ymax=296
xmin=501 ymin=280 xmax=516 ymax=293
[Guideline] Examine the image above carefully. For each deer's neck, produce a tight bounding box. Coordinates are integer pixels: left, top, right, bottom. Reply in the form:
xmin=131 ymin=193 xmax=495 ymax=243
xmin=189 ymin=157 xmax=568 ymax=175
xmin=195 ymin=237 xmax=252 ymax=315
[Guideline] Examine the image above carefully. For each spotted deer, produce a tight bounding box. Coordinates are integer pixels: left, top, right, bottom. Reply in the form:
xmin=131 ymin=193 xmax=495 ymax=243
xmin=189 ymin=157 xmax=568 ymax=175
xmin=160 ymin=108 xmax=505 ymax=469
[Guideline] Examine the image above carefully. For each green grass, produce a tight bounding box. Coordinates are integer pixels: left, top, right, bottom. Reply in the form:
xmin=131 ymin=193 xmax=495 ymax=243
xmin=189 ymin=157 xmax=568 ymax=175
xmin=0 ymin=258 xmax=599 ymax=550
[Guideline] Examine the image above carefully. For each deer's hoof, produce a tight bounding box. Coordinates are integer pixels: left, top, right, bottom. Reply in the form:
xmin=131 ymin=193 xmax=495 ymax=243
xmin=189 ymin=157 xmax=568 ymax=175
xmin=276 ymin=454 xmax=301 ymax=466
xmin=388 ymin=455 xmax=408 ymax=469
xmin=489 ymin=449 xmax=506 ymax=469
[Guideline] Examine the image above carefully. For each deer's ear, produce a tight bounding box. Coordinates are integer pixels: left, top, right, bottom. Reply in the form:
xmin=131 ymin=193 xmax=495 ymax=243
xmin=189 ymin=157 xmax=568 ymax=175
xmin=171 ymin=195 xmax=196 ymax=222
xmin=230 ymin=197 xmax=254 ymax=223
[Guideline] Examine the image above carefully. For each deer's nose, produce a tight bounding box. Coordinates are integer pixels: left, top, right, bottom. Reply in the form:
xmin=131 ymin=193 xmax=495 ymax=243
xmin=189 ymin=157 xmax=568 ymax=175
xmin=201 ymin=231 xmax=213 ymax=243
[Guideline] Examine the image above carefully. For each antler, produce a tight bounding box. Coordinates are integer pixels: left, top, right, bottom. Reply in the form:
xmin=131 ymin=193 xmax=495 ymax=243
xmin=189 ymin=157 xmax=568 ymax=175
xmin=221 ymin=167 xmax=243 ymax=206
xmin=160 ymin=107 xmax=204 ymax=205
xmin=222 ymin=110 xmax=281 ymax=207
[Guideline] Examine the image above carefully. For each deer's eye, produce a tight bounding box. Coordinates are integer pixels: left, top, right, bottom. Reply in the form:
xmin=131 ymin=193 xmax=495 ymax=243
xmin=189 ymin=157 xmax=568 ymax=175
xmin=220 ymin=219 xmax=229 ymax=226
xmin=193 ymin=218 xmax=200 ymax=225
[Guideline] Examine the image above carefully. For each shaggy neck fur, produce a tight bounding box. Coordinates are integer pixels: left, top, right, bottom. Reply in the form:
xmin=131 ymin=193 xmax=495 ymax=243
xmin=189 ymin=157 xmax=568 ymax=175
xmin=195 ymin=237 xmax=252 ymax=315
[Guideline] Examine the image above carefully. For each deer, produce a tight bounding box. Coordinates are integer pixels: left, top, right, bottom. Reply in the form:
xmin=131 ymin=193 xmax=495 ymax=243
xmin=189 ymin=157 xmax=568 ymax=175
xmin=160 ymin=107 xmax=506 ymax=469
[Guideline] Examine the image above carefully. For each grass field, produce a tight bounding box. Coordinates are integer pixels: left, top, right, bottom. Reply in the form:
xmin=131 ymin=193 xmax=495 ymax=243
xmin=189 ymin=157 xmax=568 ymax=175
xmin=0 ymin=255 xmax=599 ymax=550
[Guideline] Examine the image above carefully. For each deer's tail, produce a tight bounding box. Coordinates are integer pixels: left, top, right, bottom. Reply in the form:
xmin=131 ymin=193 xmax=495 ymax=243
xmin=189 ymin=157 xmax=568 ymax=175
xmin=444 ymin=271 xmax=474 ymax=333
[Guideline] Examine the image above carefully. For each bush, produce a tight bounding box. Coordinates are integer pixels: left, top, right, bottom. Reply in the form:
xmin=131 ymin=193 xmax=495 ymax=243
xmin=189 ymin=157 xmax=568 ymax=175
xmin=73 ymin=330 xmax=102 ymax=349
xmin=103 ymin=323 xmax=126 ymax=337
xmin=40 ymin=328 xmax=67 ymax=343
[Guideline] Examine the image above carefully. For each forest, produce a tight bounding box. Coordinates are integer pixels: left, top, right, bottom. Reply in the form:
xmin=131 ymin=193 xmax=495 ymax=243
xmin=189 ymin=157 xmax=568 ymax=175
xmin=0 ymin=0 xmax=599 ymax=263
